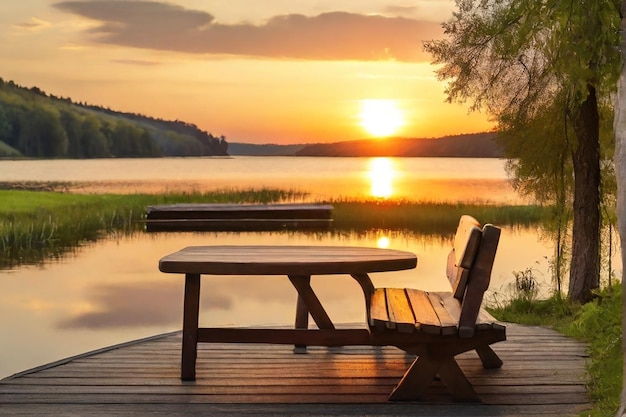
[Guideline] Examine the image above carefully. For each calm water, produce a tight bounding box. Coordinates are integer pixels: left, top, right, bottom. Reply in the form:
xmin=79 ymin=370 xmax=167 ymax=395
xmin=0 ymin=156 xmax=522 ymax=202
xmin=0 ymin=157 xmax=550 ymax=379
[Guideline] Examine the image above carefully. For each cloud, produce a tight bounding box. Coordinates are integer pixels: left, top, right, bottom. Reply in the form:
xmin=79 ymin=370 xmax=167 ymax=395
xmin=53 ymin=0 xmax=441 ymax=62
xmin=13 ymin=17 xmax=52 ymax=31
xmin=383 ymin=5 xmax=420 ymax=16
xmin=112 ymin=58 xmax=162 ymax=66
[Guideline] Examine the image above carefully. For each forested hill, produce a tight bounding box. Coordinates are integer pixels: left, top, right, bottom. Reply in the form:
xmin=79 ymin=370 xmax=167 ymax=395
xmin=0 ymin=78 xmax=228 ymax=159
xmin=295 ymin=133 xmax=503 ymax=157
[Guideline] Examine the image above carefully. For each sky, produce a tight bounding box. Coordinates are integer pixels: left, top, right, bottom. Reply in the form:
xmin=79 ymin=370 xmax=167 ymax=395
xmin=0 ymin=0 xmax=494 ymax=144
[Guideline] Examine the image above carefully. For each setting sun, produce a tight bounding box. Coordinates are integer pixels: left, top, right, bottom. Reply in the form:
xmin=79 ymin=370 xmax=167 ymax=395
xmin=359 ymin=99 xmax=405 ymax=138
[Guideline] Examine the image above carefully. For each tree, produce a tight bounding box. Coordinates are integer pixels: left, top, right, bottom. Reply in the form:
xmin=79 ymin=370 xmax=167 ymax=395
xmin=0 ymin=102 xmax=10 ymax=142
xmin=500 ymin=98 xmax=575 ymax=291
xmin=60 ymin=109 xmax=83 ymax=158
xmin=80 ymin=115 xmax=110 ymax=158
xmin=17 ymin=104 xmax=68 ymax=157
xmin=424 ymin=0 xmax=621 ymax=303
xmin=614 ymin=2 xmax=626 ymax=414
xmin=37 ymin=105 xmax=68 ymax=157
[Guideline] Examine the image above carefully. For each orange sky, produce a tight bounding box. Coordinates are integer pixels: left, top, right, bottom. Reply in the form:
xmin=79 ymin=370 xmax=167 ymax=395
xmin=0 ymin=0 xmax=493 ymax=144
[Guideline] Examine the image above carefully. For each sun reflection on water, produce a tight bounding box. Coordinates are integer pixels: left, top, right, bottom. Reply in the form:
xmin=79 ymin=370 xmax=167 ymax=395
xmin=376 ymin=236 xmax=390 ymax=248
xmin=368 ymin=157 xmax=394 ymax=198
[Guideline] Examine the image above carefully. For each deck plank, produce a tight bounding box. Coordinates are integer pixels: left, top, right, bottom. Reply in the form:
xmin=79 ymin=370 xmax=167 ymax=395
xmin=0 ymin=323 xmax=590 ymax=416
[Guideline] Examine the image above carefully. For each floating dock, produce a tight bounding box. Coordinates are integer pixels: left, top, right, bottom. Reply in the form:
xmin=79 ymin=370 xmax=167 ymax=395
xmin=144 ymin=203 xmax=333 ymax=232
xmin=0 ymin=323 xmax=590 ymax=416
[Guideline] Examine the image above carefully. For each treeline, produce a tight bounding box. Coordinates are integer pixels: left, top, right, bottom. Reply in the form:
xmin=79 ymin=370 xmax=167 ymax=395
xmin=295 ymin=133 xmax=503 ymax=157
xmin=0 ymin=78 xmax=229 ymax=158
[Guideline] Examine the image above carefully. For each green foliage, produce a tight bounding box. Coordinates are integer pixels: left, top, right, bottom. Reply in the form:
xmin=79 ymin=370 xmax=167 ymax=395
xmin=80 ymin=115 xmax=110 ymax=157
xmin=426 ymin=0 xmax=620 ymax=117
xmin=490 ymin=282 xmax=623 ymax=416
xmin=0 ymin=79 xmax=228 ymax=158
xmin=563 ymin=285 xmax=622 ymax=416
xmin=424 ymin=0 xmax=621 ymax=303
xmin=0 ymin=101 xmax=10 ymax=142
xmin=0 ymin=140 xmax=20 ymax=157
xmin=487 ymin=266 xmax=575 ymax=326
xmin=488 ymin=291 xmax=576 ymax=327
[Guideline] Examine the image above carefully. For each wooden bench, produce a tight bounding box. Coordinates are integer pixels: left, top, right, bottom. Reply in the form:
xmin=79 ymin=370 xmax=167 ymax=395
xmin=366 ymin=215 xmax=505 ymax=402
xmin=144 ymin=203 xmax=333 ymax=232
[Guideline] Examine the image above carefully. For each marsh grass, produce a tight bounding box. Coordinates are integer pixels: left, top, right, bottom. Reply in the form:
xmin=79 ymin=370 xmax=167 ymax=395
xmin=0 ymin=188 xmax=306 ymax=268
xmin=0 ymin=189 xmax=546 ymax=268
xmin=331 ymin=199 xmax=547 ymax=234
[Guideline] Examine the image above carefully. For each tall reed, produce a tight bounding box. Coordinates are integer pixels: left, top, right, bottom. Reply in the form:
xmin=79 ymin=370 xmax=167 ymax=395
xmin=0 ymin=188 xmax=306 ymax=268
xmin=330 ymin=199 xmax=547 ymax=235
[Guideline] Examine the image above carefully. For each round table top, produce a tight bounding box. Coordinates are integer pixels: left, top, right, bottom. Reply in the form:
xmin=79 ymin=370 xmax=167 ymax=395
xmin=159 ymin=245 xmax=417 ymax=276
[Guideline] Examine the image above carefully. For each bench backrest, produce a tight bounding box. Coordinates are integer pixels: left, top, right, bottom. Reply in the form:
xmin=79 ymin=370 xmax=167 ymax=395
xmin=446 ymin=215 xmax=501 ymax=337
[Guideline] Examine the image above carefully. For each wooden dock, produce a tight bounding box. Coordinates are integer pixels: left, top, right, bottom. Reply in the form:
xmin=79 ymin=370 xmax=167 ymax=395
xmin=144 ymin=203 xmax=334 ymax=232
xmin=0 ymin=323 xmax=590 ymax=416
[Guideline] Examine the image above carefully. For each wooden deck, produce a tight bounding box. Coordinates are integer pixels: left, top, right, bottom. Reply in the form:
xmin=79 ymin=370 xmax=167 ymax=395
xmin=0 ymin=323 xmax=590 ymax=416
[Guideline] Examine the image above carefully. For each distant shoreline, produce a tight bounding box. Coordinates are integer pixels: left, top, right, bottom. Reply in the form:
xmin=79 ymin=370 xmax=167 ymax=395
xmin=229 ymin=132 xmax=502 ymax=157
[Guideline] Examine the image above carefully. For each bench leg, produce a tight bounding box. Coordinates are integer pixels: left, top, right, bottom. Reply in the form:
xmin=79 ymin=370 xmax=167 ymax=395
xmin=389 ymin=354 xmax=439 ymax=401
xmin=476 ymin=345 xmax=503 ymax=369
xmin=389 ymin=354 xmax=479 ymax=402
xmin=181 ymin=273 xmax=201 ymax=381
xmin=438 ymin=357 xmax=479 ymax=402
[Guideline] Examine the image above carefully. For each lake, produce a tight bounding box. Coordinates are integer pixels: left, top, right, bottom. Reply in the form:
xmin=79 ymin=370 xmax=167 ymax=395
xmin=0 ymin=156 xmax=522 ymax=202
xmin=0 ymin=156 xmax=554 ymax=379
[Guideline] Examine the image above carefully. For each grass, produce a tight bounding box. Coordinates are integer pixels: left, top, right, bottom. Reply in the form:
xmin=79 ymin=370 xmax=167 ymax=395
xmin=331 ymin=199 xmax=546 ymax=234
xmin=488 ymin=282 xmax=623 ymax=416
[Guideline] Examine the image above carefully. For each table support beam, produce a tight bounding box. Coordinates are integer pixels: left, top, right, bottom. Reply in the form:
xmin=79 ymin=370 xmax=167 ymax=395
xmin=198 ymin=328 xmax=372 ymax=346
xmin=288 ymin=275 xmax=335 ymax=330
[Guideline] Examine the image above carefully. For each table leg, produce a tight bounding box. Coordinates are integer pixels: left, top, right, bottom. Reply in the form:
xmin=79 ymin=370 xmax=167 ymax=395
xmin=181 ymin=273 xmax=201 ymax=381
xmin=350 ymin=273 xmax=375 ymax=309
xmin=295 ymin=292 xmax=310 ymax=330
xmin=293 ymin=290 xmax=309 ymax=353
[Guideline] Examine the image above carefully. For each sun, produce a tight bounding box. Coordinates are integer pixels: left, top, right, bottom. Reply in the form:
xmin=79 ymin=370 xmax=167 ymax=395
xmin=359 ymin=99 xmax=405 ymax=137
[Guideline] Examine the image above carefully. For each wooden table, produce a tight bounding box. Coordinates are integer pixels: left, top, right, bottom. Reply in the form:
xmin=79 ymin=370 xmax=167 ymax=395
xmin=159 ymin=245 xmax=417 ymax=381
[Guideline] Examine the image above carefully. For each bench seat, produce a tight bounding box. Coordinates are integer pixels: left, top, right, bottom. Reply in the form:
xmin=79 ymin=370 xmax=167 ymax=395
xmin=364 ymin=215 xmax=506 ymax=402
xmin=369 ymin=288 xmax=505 ymax=336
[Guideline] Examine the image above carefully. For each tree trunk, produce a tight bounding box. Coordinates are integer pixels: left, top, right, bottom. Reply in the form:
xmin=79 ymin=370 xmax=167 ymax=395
xmin=568 ymin=84 xmax=601 ymax=304
xmin=615 ymin=75 xmax=626 ymax=416
xmin=614 ymin=3 xmax=626 ymax=415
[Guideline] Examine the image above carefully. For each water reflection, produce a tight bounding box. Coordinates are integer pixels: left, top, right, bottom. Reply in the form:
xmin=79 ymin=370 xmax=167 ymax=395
xmin=0 ymin=226 xmax=562 ymax=380
xmin=376 ymin=235 xmax=390 ymax=248
xmin=368 ymin=157 xmax=394 ymax=198
xmin=57 ymin=281 xmax=229 ymax=329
